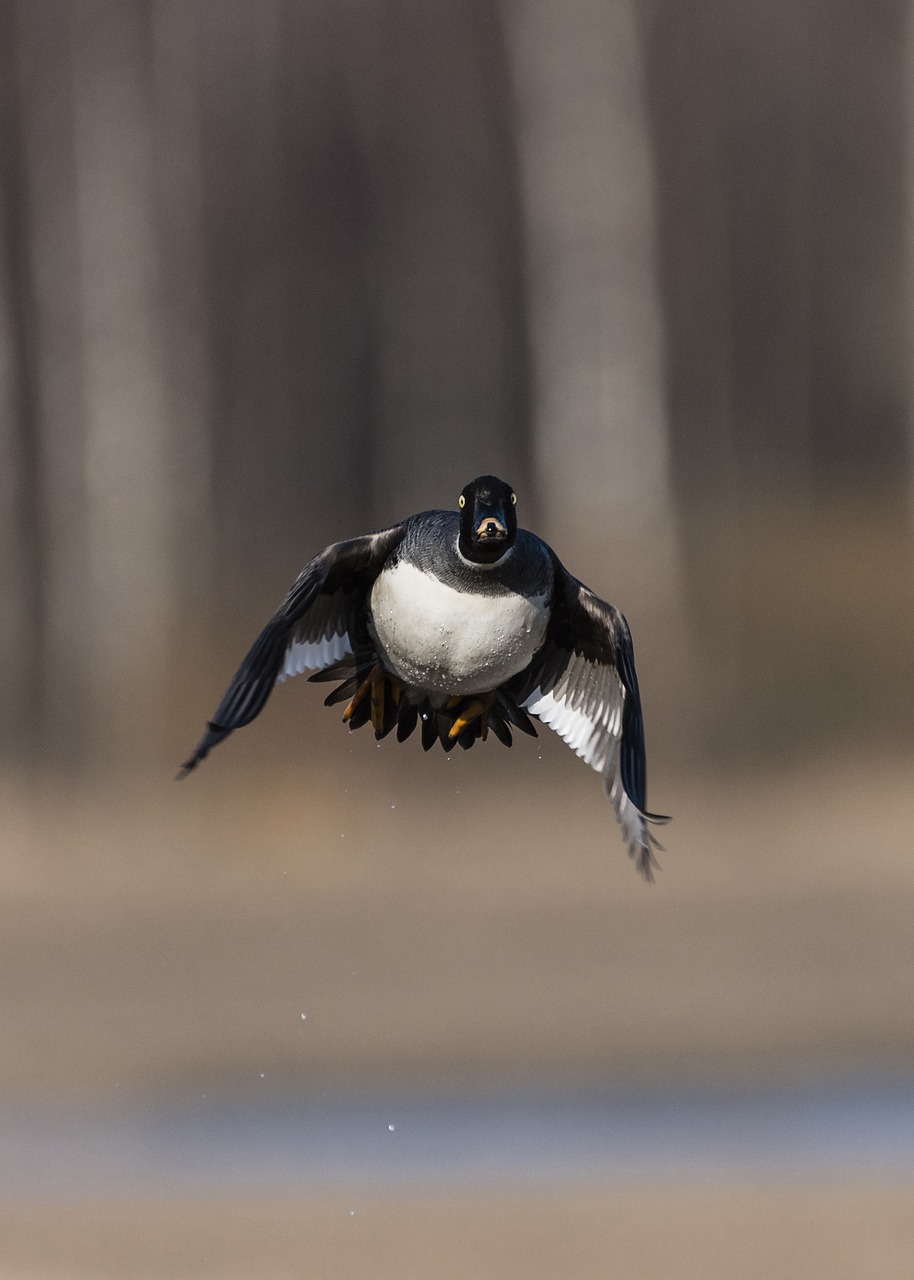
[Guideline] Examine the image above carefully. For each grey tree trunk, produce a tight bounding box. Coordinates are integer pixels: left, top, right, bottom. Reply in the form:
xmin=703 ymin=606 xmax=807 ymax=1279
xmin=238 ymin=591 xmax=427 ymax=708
xmin=0 ymin=0 xmax=41 ymax=759
xmin=505 ymin=0 xmax=690 ymax=725
xmin=69 ymin=1 xmax=194 ymax=762
xmin=339 ymin=0 xmax=532 ymax=526
xmin=7 ymin=0 xmax=95 ymax=767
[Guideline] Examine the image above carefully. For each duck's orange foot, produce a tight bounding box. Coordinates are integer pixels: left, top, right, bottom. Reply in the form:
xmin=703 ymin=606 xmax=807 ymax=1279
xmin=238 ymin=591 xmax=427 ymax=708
xmin=448 ymin=691 xmax=497 ymax=743
xmin=342 ymin=665 xmax=402 ymax=737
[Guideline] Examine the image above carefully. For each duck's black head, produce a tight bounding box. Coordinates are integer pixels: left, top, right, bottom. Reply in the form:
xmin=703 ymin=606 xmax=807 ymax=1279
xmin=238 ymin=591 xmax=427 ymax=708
xmin=457 ymin=475 xmax=518 ymax=564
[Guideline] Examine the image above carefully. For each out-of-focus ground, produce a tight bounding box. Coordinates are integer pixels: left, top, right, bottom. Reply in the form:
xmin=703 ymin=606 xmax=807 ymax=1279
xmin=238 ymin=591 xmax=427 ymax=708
xmin=5 ymin=737 xmax=914 ymax=1100
xmin=4 ymin=723 xmax=914 ymax=1277
xmin=3 ymin=1184 xmax=914 ymax=1280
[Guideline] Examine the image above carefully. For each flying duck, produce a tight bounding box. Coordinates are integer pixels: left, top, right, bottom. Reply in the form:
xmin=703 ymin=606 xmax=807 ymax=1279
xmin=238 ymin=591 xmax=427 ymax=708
xmin=180 ymin=475 xmax=668 ymax=877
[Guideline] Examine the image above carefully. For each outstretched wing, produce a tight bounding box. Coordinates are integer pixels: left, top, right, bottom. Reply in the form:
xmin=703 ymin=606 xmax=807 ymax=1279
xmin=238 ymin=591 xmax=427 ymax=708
xmin=179 ymin=524 xmax=406 ymax=775
xmin=511 ymin=562 xmax=668 ymax=879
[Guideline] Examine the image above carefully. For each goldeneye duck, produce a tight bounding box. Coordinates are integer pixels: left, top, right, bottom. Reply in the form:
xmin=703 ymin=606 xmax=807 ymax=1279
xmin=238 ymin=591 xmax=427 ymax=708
xmin=180 ymin=475 xmax=668 ymax=878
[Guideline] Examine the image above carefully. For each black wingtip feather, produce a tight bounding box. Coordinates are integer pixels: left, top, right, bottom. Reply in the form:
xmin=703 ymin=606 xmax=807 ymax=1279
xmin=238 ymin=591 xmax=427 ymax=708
xmin=176 ymin=721 xmax=233 ymax=779
xmin=179 ymin=618 xmax=289 ymax=778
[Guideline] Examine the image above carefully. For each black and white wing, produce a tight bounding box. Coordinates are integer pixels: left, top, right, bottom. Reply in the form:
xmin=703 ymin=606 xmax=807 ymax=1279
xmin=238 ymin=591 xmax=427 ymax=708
xmin=179 ymin=524 xmax=406 ymax=775
xmin=512 ymin=562 xmax=668 ymax=879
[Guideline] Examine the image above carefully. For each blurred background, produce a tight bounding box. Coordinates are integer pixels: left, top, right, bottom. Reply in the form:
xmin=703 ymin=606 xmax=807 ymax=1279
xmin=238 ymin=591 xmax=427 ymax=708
xmin=2 ymin=1 xmax=914 ymax=1276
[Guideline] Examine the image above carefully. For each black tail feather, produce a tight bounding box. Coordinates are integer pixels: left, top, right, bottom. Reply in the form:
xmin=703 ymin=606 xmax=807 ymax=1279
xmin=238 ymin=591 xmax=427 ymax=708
xmin=437 ymin=712 xmax=458 ymax=751
xmin=420 ymin=711 xmax=437 ymax=751
xmin=487 ymin=703 xmax=513 ymax=747
xmin=311 ymin=670 xmax=533 ymax=756
xmin=496 ymin=691 xmax=538 ymax=738
xmin=323 ymin=675 xmax=361 ymax=707
xmin=346 ymin=694 xmax=372 ymax=731
xmin=307 ymin=658 xmax=357 ymax=684
xmin=396 ymin=699 xmax=419 ymax=743
xmin=375 ymin=682 xmax=400 ymax=740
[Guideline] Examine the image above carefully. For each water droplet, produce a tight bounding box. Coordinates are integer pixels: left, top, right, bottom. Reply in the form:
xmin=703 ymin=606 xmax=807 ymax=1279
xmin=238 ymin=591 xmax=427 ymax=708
xmin=388 ymin=1124 xmax=395 ymax=1132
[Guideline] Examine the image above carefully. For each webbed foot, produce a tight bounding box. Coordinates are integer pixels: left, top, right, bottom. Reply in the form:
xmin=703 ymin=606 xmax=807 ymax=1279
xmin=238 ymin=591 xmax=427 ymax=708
xmin=447 ymin=691 xmax=497 ymax=741
xmin=342 ymin=665 xmax=402 ymax=737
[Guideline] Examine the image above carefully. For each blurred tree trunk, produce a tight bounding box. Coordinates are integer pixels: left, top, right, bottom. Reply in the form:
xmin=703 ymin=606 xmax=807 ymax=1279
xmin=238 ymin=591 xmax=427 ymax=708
xmin=339 ymin=0 xmax=532 ymax=525
xmin=194 ymin=0 xmax=375 ymax=604
xmin=643 ymin=0 xmax=907 ymax=498
xmin=504 ymin=0 xmax=690 ymax=730
xmin=904 ymin=0 xmax=914 ymax=524
xmin=0 ymin=231 xmax=33 ymax=758
xmin=5 ymin=0 xmax=96 ymax=768
xmin=192 ymin=0 xmax=532 ymax=594
xmin=2 ymin=1 xmax=216 ymax=769
xmin=641 ymin=0 xmax=910 ymax=750
xmin=149 ymin=0 xmax=215 ymax=700
xmin=67 ymin=0 xmax=190 ymax=762
xmin=0 ymin=0 xmax=41 ymax=761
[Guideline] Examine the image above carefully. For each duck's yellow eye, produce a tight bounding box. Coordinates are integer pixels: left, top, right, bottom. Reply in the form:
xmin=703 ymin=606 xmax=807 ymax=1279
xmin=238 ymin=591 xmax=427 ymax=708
xmin=458 ymin=495 xmax=466 ymax=508
xmin=511 ymin=492 xmax=517 ymax=505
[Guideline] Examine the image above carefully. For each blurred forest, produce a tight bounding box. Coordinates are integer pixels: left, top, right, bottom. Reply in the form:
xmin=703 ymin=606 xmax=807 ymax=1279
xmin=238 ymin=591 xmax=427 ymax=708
xmin=3 ymin=0 xmax=912 ymax=781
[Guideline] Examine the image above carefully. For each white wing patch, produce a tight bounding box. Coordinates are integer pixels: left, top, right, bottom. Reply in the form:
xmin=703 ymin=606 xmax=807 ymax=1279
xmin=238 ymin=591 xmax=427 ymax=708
xmin=523 ymin=670 xmax=623 ymax=774
xmin=277 ymin=630 xmax=352 ymax=683
xmin=523 ymin=667 xmax=659 ymax=874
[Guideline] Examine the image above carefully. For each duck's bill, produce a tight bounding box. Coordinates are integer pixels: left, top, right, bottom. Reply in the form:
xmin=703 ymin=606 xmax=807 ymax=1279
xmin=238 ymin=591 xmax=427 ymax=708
xmin=475 ymin=516 xmax=508 ymax=541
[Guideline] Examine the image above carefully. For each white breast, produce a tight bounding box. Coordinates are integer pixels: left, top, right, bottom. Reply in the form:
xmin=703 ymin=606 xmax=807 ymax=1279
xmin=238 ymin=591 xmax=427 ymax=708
xmin=368 ymin=560 xmax=549 ymax=696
